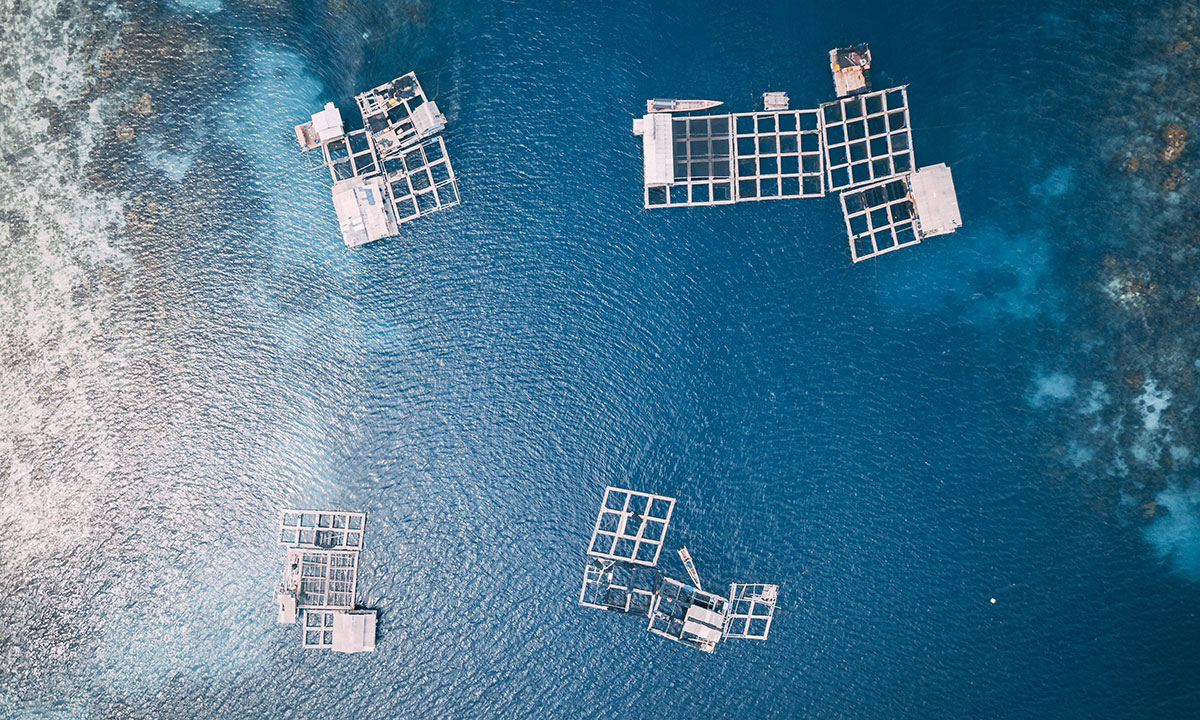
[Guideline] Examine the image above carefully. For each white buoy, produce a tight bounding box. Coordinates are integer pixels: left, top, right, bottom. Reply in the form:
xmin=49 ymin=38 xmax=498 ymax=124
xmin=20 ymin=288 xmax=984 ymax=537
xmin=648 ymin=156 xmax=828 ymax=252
xmin=989 ymin=597 xmax=996 ymax=604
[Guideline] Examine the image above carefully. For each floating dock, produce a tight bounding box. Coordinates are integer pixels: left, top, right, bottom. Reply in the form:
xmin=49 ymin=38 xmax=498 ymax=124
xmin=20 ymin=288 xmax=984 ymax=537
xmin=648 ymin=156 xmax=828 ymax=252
xmin=632 ymin=45 xmax=962 ymax=263
xmin=578 ymin=486 xmax=779 ymax=653
xmin=296 ymin=72 xmax=460 ymax=247
xmin=276 ymin=509 xmax=376 ymax=653
xmin=830 ymin=43 xmax=872 ymax=98
xmin=762 ymin=91 xmax=790 ymax=111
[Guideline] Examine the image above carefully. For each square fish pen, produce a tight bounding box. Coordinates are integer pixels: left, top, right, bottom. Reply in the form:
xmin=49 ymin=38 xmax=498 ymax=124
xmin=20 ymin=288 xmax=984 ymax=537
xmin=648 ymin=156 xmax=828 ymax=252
xmin=382 ymin=135 xmax=460 ymax=225
xmin=732 ymin=109 xmax=825 ymax=201
xmin=587 ymin=487 xmax=675 ymax=566
xmin=820 ymin=86 xmax=914 ymax=192
xmin=579 ymin=558 xmax=664 ymax=616
xmin=839 ymin=174 xmax=919 ymax=262
xmin=723 ymin=583 xmax=779 ymax=640
xmin=279 ymin=510 xmax=365 ymax=550
xmin=302 ymin=610 xmax=339 ymax=649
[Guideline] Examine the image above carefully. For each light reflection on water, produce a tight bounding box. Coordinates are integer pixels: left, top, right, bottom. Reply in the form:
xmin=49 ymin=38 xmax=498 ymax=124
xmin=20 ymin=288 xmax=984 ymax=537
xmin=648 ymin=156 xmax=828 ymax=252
xmin=2 ymin=0 xmax=1200 ymax=717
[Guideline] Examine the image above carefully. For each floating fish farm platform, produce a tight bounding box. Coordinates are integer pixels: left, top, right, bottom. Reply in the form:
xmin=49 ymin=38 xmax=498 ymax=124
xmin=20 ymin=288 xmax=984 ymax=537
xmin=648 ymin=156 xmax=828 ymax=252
xmin=276 ymin=509 xmax=376 ymax=653
xmin=632 ymin=44 xmax=962 ymax=263
xmin=578 ymin=486 xmax=778 ymax=653
xmin=296 ymin=72 xmax=460 ymax=247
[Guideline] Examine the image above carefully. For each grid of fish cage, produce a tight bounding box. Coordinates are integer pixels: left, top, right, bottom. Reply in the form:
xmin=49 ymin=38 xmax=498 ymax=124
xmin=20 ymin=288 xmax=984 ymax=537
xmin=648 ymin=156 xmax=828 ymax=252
xmin=382 ymin=135 xmax=460 ymax=225
xmin=644 ymin=115 xmax=735 ymax=208
xmin=579 ymin=558 xmax=664 ymax=616
xmin=732 ymin=109 xmax=825 ymax=201
xmin=838 ymin=174 xmax=920 ymax=262
xmin=279 ymin=510 xmax=365 ymax=550
xmin=820 ymin=86 xmax=914 ymax=192
xmin=301 ymin=610 xmax=337 ymax=649
xmin=291 ymin=549 xmax=359 ymax=610
xmin=586 ymin=487 xmax=676 ymax=566
xmin=723 ymin=583 xmax=779 ymax=640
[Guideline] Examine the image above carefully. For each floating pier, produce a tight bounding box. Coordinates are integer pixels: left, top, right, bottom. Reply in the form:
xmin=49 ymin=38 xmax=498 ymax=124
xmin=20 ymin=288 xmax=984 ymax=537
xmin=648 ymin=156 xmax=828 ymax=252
xmin=276 ymin=509 xmax=376 ymax=653
xmin=632 ymin=45 xmax=962 ymax=263
xmin=762 ymin=91 xmax=789 ymax=111
xmin=296 ymin=72 xmax=460 ymax=247
xmin=830 ymin=43 xmax=872 ymax=98
xmin=578 ymin=486 xmax=779 ymax=654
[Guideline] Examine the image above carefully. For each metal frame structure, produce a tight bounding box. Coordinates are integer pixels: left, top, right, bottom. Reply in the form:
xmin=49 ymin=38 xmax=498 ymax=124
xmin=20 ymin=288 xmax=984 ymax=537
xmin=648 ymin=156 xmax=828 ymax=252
xmin=587 ymin=486 xmax=675 ymax=566
xmin=838 ymin=174 xmax=920 ymax=262
xmin=647 ymin=577 xmax=731 ymax=653
xmin=298 ymin=72 xmax=459 ymax=245
xmin=279 ymin=510 xmax=365 ymax=550
xmin=723 ymin=583 xmax=779 ymax=640
xmin=577 ymin=487 xmax=779 ymax=653
xmin=820 ymin=86 xmax=914 ymax=192
xmin=732 ymin=109 xmax=825 ymax=201
xmin=383 ymin=135 xmax=460 ymax=224
xmin=579 ymin=558 xmax=663 ymax=616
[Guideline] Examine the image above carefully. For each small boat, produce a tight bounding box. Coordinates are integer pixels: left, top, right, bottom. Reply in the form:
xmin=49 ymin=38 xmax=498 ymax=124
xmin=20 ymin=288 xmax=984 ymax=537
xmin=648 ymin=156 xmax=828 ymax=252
xmin=678 ymin=546 xmax=704 ymax=591
xmin=646 ymin=98 xmax=723 ymax=114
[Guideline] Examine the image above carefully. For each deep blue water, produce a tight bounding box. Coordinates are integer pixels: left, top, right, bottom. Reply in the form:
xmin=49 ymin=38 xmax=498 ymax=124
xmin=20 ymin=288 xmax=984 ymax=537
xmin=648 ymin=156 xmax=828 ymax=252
xmin=3 ymin=0 xmax=1200 ymax=717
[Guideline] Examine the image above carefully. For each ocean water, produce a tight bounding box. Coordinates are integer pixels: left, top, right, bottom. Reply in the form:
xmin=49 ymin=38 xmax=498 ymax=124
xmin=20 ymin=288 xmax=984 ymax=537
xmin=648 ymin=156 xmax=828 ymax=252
xmin=2 ymin=0 xmax=1200 ymax=717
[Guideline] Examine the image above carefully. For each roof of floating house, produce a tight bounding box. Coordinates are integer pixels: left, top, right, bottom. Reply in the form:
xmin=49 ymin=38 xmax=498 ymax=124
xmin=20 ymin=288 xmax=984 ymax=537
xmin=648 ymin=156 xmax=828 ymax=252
xmin=331 ymin=176 xmax=397 ymax=247
xmin=830 ymin=43 xmax=872 ymax=98
xmin=724 ymin=583 xmax=778 ymax=640
xmin=633 ymin=113 xmax=674 ymax=186
xmin=411 ymin=101 xmax=447 ymax=137
xmin=332 ymin=610 xmax=377 ymax=653
xmin=909 ymin=163 xmax=962 ymax=237
xmin=312 ymin=102 xmax=345 ymax=143
xmin=630 ymin=47 xmax=962 ymax=263
xmin=296 ymin=71 xmax=459 ymax=247
xmin=578 ymin=486 xmax=778 ymax=653
xmin=762 ymin=91 xmax=789 ymax=110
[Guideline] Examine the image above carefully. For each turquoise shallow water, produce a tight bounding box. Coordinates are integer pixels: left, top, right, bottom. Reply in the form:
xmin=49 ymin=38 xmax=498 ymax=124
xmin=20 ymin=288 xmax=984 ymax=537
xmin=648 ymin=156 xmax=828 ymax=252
xmin=2 ymin=0 xmax=1200 ymax=717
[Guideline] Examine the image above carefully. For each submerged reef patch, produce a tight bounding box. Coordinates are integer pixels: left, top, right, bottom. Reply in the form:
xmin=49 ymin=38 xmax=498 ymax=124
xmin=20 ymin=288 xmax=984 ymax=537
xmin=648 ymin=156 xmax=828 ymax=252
xmin=1144 ymin=482 xmax=1200 ymax=582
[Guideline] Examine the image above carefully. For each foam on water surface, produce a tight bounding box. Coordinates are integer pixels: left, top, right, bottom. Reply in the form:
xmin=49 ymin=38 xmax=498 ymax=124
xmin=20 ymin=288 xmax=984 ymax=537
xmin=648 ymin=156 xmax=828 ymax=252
xmin=1029 ymin=371 xmax=1075 ymax=408
xmin=1145 ymin=483 xmax=1200 ymax=583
